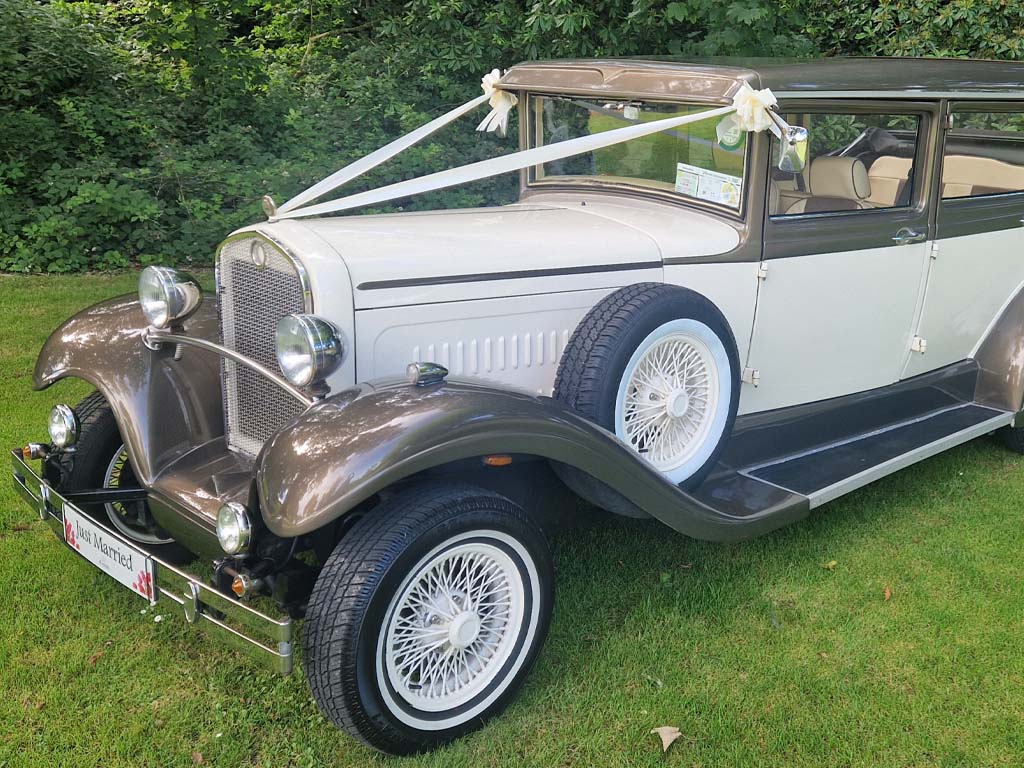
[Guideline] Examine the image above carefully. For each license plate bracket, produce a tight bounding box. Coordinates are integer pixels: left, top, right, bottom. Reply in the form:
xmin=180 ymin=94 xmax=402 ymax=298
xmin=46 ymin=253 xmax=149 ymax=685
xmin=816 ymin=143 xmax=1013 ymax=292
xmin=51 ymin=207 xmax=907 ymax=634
xmin=63 ymin=504 xmax=157 ymax=603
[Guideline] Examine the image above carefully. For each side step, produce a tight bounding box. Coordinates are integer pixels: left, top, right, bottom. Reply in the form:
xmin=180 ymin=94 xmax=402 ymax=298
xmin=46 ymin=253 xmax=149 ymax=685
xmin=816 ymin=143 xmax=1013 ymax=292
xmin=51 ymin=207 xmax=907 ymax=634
xmin=742 ymin=403 xmax=1013 ymax=508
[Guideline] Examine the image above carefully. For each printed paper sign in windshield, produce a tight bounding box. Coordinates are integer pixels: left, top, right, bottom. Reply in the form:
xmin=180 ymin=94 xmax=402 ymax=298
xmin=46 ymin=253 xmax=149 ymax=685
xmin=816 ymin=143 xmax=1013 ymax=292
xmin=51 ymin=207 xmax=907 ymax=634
xmin=674 ymin=162 xmax=742 ymax=208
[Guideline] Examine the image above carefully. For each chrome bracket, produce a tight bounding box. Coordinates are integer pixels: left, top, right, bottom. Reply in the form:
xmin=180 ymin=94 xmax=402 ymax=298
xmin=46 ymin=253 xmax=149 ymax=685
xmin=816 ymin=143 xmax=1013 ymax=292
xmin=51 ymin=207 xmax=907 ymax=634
xmin=182 ymin=582 xmax=201 ymax=624
xmin=741 ymin=367 xmax=760 ymax=387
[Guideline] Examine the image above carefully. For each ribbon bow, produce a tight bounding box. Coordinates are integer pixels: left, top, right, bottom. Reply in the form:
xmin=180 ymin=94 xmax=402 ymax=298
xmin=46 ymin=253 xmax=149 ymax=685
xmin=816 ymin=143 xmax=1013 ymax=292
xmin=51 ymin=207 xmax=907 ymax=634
xmin=476 ymin=68 xmax=518 ymax=138
xmin=724 ymin=82 xmax=781 ymax=137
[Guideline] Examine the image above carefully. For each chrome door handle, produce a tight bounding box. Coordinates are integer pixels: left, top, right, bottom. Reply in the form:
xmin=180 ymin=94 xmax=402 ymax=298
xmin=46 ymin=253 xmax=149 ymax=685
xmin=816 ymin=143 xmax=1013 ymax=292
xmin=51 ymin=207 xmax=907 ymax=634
xmin=891 ymin=228 xmax=927 ymax=245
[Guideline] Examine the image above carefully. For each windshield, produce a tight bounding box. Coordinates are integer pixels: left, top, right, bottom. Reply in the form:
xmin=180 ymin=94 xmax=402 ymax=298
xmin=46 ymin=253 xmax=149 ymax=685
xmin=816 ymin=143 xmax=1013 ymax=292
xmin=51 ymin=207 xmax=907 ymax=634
xmin=527 ymin=94 xmax=747 ymax=212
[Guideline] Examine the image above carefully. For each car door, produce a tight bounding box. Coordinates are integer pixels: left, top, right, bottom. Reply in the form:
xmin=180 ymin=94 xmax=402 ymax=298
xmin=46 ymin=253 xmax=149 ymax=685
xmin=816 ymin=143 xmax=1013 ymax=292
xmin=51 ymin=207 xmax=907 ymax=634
xmin=902 ymin=101 xmax=1024 ymax=379
xmin=742 ymin=100 xmax=939 ymax=415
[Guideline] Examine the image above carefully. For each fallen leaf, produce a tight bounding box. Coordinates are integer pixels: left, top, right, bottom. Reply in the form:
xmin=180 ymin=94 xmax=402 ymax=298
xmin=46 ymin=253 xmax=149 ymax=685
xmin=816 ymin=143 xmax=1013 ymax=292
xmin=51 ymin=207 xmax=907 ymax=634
xmin=11 ymin=523 xmax=30 ymax=532
xmin=87 ymin=651 xmax=104 ymax=666
xmin=884 ymin=586 xmax=893 ymax=602
xmin=191 ymin=752 xmax=204 ymax=765
xmin=679 ymin=562 xmax=693 ymax=570
xmin=650 ymin=726 xmax=681 ymax=753
xmin=819 ymin=652 xmax=828 ymax=660
xmin=33 ymin=701 xmax=45 ymax=711
xmin=822 ymin=560 xmax=838 ymax=571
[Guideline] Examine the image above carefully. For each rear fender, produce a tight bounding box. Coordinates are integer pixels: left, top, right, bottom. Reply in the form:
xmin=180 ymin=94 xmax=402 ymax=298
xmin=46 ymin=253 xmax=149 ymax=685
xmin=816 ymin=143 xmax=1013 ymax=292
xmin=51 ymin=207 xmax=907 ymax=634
xmin=33 ymin=295 xmax=223 ymax=483
xmin=257 ymin=378 xmax=798 ymax=543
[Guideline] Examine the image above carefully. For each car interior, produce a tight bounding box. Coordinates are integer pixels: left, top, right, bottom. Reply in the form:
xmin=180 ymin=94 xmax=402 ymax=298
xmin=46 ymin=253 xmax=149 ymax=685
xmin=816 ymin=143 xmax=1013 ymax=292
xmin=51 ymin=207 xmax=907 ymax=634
xmin=768 ymin=110 xmax=1024 ymax=216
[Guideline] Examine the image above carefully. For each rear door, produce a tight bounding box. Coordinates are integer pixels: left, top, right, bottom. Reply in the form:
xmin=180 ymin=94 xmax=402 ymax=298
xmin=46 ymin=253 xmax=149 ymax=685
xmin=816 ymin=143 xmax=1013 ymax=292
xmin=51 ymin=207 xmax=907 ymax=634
xmin=902 ymin=101 xmax=1024 ymax=379
xmin=743 ymin=100 xmax=939 ymax=415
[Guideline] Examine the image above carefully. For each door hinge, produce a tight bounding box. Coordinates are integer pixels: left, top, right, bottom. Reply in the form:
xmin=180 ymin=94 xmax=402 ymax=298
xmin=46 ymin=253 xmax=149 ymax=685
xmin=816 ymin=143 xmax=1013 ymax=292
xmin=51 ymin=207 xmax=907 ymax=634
xmin=741 ymin=367 xmax=760 ymax=386
xmin=930 ymin=241 xmax=940 ymax=260
xmin=757 ymin=263 xmax=768 ymax=281
xmin=911 ymin=336 xmax=928 ymax=354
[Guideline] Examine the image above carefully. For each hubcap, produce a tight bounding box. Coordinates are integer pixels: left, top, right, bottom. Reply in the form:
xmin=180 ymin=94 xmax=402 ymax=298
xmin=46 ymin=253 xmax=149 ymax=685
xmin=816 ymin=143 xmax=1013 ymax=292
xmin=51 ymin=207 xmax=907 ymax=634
xmin=618 ymin=330 xmax=720 ymax=472
xmin=383 ymin=541 xmax=525 ymax=712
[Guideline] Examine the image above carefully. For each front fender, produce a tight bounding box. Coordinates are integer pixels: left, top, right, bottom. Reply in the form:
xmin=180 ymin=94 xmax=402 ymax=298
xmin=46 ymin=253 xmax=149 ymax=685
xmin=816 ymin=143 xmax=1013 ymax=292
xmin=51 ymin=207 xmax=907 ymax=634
xmin=257 ymin=379 xmax=807 ymax=542
xmin=34 ymin=295 xmax=223 ymax=483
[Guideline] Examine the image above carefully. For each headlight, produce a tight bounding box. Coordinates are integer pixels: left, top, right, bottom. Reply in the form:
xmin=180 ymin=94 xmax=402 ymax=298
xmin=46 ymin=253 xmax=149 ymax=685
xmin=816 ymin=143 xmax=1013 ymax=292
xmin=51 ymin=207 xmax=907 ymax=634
xmin=138 ymin=266 xmax=202 ymax=328
xmin=216 ymin=502 xmax=252 ymax=555
xmin=275 ymin=314 xmax=345 ymax=388
xmin=48 ymin=404 xmax=78 ymax=448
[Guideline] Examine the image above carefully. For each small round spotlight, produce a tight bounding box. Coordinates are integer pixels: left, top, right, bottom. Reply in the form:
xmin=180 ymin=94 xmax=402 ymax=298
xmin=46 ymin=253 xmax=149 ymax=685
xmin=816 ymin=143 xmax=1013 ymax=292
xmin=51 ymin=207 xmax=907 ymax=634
xmin=275 ymin=314 xmax=345 ymax=388
xmin=48 ymin=404 xmax=79 ymax=449
xmin=216 ymin=502 xmax=252 ymax=555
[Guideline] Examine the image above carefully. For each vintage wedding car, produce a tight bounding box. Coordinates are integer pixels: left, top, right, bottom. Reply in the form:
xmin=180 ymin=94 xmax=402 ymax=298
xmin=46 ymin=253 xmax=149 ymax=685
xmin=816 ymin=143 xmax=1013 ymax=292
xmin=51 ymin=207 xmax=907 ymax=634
xmin=13 ymin=57 xmax=1024 ymax=753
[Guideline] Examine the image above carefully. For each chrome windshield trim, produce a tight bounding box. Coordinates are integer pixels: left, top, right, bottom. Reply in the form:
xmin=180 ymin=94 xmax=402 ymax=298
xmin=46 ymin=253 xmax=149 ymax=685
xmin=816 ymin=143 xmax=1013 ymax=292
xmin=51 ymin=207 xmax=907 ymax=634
xmin=144 ymin=330 xmax=314 ymax=407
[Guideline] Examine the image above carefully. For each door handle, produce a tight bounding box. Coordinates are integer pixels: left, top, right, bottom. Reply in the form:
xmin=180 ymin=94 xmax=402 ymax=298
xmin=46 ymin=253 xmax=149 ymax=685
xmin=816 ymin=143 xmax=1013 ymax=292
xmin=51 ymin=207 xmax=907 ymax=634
xmin=891 ymin=227 xmax=927 ymax=246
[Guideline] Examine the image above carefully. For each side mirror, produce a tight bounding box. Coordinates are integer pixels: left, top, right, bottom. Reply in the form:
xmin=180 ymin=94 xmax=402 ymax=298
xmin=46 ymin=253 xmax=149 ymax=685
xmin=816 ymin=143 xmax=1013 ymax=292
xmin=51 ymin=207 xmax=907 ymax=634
xmin=777 ymin=125 xmax=809 ymax=173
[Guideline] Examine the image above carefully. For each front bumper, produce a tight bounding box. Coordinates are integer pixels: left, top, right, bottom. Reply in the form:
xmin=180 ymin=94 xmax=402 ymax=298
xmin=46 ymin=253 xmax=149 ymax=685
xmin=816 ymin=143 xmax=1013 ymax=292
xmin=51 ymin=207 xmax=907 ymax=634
xmin=10 ymin=449 xmax=293 ymax=675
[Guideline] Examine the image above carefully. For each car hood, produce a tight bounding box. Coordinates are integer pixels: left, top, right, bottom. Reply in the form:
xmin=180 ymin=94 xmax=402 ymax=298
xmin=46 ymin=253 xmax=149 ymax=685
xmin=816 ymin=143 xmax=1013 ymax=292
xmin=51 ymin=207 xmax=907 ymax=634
xmin=263 ymin=194 xmax=740 ymax=309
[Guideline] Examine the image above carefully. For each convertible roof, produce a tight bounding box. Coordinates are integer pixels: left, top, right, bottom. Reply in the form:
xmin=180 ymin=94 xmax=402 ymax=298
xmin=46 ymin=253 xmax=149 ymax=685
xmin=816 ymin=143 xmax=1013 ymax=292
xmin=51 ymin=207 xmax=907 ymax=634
xmin=502 ymin=57 xmax=1024 ymax=102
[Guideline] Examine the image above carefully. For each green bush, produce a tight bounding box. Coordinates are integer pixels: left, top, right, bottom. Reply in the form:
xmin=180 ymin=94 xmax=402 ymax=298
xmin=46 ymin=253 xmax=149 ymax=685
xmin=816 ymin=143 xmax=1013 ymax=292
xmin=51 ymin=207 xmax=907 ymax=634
xmin=0 ymin=0 xmax=1019 ymax=272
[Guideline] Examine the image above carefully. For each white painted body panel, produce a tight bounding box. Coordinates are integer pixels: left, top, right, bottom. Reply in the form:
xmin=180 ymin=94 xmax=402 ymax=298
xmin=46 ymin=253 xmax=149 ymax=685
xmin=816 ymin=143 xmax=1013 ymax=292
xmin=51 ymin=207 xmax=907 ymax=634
xmin=903 ymin=227 xmax=1024 ymax=378
xmin=743 ymin=244 xmax=930 ymax=413
xmin=250 ymin=193 xmax=752 ymax=398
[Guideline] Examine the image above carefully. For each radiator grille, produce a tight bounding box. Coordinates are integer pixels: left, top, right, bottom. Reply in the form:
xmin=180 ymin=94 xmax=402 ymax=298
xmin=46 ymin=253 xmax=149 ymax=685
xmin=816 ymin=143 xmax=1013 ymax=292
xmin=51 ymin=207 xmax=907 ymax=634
xmin=217 ymin=235 xmax=308 ymax=456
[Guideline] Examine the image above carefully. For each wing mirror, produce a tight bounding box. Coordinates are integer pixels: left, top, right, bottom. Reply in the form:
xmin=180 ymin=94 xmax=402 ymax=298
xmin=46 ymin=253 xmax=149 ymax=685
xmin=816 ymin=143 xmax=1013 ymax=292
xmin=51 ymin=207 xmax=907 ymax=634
xmin=777 ymin=125 xmax=809 ymax=173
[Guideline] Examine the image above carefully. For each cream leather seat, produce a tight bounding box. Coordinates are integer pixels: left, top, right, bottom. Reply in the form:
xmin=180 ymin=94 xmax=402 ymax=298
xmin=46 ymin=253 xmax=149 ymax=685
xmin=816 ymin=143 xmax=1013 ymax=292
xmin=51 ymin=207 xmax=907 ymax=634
xmin=941 ymin=154 xmax=1024 ymax=198
xmin=866 ymin=156 xmax=913 ymax=207
xmin=785 ymin=156 xmax=872 ymax=214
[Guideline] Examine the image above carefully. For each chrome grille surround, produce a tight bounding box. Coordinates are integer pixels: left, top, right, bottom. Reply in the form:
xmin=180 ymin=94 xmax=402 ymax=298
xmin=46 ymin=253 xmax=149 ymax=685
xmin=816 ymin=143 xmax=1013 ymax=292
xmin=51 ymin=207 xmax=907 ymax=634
xmin=216 ymin=233 xmax=311 ymax=456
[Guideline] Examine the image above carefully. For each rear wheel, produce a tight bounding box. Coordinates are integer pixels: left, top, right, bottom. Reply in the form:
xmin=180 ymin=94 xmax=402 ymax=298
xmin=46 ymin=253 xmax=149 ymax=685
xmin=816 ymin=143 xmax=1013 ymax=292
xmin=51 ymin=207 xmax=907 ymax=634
xmin=46 ymin=392 xmax=191 ymax=563
xmin=996 ymin=424 xmax=1024 ymax=454
xmin=303 ymin=484 xmax=554 ymax=755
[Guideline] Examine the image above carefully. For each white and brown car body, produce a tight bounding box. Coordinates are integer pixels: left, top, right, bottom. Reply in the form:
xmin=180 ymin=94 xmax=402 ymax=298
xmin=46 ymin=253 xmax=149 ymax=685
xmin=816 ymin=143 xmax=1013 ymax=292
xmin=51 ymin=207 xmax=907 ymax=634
xmin=12 ymin=57 xmax=1024 ymax=748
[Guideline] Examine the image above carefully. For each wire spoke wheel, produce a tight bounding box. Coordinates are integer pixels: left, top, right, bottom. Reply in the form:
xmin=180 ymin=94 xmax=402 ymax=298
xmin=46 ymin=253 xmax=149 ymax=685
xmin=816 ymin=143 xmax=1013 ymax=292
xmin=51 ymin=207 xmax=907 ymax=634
xmin=383 ymin=540 xmax=525 ymax=713
xmin=618 ymin=331 xmax=720 ymax=473
xmin=102 ymin=444 xmax=173 ymax=545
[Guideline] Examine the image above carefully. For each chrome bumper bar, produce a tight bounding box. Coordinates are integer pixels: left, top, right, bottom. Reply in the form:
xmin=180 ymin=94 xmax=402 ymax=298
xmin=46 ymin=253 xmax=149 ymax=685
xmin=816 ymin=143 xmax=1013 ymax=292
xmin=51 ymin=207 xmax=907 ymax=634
xmin=10 ymin=449 xmax=293 ymax=675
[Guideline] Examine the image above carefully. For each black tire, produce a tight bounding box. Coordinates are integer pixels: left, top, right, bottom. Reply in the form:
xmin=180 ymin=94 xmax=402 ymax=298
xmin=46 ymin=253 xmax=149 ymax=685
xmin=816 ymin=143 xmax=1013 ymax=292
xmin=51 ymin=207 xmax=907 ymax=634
xmin=46 ymin=392 xmax=192 ymax=563
xmin=304 ymin=484 xmax=554 ymax=755
xmin=554 ymin=282 xmax=740 ymax=491
xmin=996 ymin=425 xmax=1024 ymax=454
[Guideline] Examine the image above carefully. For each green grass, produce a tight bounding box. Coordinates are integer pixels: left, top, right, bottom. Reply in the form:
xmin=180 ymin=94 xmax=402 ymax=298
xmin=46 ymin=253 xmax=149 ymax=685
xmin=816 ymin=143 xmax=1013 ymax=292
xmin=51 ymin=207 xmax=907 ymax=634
xmin=2 ymin=273 xmax=1024 ymax=767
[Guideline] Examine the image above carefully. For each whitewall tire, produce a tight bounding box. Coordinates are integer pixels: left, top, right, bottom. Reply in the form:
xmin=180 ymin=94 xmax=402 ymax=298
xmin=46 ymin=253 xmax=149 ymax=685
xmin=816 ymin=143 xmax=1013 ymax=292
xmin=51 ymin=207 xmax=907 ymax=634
xmin=554 ymin=283 xmax=740 ymax=490
xmin=303 ymin=484 xmax=553 ymax=755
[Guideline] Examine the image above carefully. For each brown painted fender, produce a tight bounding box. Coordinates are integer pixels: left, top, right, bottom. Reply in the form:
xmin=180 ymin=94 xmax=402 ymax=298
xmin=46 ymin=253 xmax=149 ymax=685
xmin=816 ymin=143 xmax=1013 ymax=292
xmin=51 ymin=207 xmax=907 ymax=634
xmin=33 ymin=295 xmax=224 ymax=483
xmin=256 ymin=378 xmax=807 ymax=543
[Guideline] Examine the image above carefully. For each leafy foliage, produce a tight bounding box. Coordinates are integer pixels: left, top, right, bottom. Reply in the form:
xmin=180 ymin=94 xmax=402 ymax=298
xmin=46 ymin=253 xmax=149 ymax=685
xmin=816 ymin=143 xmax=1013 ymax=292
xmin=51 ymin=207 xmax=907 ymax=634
xmin=0 ymin=0 xmax=1017 ymax=271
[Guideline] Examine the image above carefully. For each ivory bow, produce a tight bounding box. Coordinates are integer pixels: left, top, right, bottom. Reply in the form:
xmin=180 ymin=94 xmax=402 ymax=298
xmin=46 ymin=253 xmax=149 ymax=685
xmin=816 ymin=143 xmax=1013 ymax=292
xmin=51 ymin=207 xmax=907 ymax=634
xmin=476 ymin=69 xmax=518 ymax=138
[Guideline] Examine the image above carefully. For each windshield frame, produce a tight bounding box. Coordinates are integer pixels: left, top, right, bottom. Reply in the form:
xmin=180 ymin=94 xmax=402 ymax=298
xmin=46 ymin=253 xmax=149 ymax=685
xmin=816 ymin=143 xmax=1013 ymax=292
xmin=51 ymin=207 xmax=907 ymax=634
xmin=521 ymin=91 xmax=752 ymax=220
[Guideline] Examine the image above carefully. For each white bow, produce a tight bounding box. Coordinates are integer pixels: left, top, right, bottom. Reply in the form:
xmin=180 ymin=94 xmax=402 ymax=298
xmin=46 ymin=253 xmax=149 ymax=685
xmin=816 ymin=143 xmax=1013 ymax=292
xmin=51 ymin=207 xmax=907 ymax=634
xmin=729 ymin=82 xmax=780 ymax=135
xmin=476 ymin=68 xmax=518 ymax=138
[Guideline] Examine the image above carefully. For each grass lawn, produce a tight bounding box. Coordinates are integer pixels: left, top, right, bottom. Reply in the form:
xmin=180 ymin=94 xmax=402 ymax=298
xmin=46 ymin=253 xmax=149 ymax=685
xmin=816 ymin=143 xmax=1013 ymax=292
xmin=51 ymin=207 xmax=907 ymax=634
xmin=2 ymin=272 xmax=1024 ymax=767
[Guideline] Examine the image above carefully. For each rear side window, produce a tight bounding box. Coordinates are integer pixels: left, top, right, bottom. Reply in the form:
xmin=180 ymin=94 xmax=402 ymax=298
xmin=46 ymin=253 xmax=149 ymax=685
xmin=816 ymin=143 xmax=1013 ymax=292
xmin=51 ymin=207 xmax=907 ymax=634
xmin=942 ymin=108 xmax=1024 ymax=199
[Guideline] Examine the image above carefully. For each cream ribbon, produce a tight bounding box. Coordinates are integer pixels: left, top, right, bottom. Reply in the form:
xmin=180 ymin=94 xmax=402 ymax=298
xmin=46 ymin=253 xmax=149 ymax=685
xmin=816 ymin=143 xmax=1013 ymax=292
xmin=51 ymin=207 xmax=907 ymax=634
xmin=277 ymin=76 xmax=786 ymax=220
xmin=476 ymin=69 xmax=518 ymax=138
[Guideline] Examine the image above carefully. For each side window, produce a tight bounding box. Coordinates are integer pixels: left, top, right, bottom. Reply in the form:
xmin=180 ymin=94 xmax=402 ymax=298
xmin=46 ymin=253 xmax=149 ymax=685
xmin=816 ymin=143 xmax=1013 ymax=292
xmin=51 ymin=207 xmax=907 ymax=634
xmin=770 ymin=112 xmax=921 ymax=216
xmin=942 ymin=108 xmax=1024 ymax=199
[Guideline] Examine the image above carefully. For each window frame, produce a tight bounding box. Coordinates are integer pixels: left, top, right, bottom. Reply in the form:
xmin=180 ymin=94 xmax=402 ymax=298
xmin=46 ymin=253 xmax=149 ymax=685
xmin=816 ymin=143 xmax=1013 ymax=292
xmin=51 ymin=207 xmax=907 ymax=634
xmin=763 ymin=99 xmax=941 ymax=260
xmin=935 ymin=100 xmax=1024 ymax=239
xmin=521 ymin=91 xmax=754 ymax=221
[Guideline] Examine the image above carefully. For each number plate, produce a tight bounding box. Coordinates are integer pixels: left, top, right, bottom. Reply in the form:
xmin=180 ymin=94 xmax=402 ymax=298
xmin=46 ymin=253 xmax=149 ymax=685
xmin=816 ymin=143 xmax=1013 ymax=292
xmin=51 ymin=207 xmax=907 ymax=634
xmin=63 ymin=505 xmax=156 ymax=602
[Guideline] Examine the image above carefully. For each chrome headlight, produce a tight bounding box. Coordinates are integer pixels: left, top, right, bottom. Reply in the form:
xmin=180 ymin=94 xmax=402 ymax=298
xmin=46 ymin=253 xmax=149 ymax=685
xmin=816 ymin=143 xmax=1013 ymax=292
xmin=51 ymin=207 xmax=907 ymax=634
xmin=48 ymin=404 xmax=78 ymax=448
xmin=275 ymin=314 xmax=345 ymax=388
xmin=216 ymin=502 xmax=252 ymax=555
xmin=138 ymin=266 xmax=202 ymax=328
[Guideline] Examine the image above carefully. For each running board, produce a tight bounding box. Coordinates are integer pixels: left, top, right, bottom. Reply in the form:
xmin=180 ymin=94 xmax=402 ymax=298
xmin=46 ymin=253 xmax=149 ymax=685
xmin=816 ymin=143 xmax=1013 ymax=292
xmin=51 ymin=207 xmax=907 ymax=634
xmin=741 ymin=403 xmax=1013 ymax=508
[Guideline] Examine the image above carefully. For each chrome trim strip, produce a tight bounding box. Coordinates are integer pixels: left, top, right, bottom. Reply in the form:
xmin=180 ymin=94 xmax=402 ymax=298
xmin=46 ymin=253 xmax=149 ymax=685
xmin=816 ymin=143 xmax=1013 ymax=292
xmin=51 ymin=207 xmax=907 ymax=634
xmin=144 ymin=330 xmax=314 ymax=407
xmin=215 ymin=230 xmax=314 ymax=313
xmin=806 ymin=408 xmax=1013 ymax=508
xmin=10 ymin=449 xmax=293 ymax=675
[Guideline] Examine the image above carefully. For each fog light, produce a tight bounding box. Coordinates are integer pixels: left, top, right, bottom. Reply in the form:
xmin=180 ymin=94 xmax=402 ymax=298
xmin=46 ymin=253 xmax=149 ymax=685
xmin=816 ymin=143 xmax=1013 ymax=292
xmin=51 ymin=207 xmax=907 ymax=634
xmin=216 ymin=502 xmax=252 ymax=555
xmin=275 ymin=314 xmax=344 ymax=388
xmin=48 ymin=404 xmax=78 ymax=448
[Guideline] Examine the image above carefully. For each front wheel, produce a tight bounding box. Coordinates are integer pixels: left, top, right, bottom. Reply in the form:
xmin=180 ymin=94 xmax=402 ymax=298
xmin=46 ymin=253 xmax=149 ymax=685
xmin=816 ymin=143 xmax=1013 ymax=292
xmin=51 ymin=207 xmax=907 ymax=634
xmin=303 ymin=485 xmax=554 ymax=755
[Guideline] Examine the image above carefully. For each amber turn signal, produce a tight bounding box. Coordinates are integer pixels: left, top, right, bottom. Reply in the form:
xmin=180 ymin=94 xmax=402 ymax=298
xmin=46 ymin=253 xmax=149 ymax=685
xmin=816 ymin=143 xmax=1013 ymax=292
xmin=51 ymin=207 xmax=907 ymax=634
xmin=482 ymin=455 xmax=513 ymax=467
